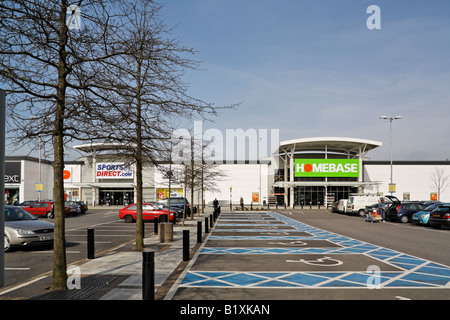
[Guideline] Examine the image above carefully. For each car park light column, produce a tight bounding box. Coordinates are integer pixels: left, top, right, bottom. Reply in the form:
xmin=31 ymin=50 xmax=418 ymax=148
xmin=379 ymin=116 xmax=403 ymax=194
xmin=0 ymin=90 xmax=5 ymax=288
xmin=290 ymin=144 xmax=295 ymax=208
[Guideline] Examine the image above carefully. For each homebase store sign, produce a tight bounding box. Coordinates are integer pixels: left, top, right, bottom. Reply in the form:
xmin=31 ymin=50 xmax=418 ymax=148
xmin=295 ymin=159 xmax=359 ymax=177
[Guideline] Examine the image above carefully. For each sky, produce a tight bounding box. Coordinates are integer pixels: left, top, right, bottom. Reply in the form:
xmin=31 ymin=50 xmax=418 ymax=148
xmin=157 ymin=0 xmax=450 ymax=161
xmin=5 ymin=1 xmax=450 ymax=161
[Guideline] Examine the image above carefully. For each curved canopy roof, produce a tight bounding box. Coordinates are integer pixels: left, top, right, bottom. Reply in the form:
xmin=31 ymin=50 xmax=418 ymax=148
xmin=73 ymin=142 xmax=137 ymax=153
xmin=276 ymin=137 xmax=382 ymax=156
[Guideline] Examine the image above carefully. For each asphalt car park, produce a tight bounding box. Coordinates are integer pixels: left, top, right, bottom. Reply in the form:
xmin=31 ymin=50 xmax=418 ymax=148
xmin=2 ymin=207 xmax=153 ymax=289
xmin=172 ymin=209 xmax=450 ymax=300
xmin=3 ymin=205 xmax=450 ymax=300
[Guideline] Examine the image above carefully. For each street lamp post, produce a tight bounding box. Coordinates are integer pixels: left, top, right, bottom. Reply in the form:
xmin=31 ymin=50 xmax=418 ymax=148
xmin=1 ymin=90 xmax=6 ymax=288
xmin=379 ymin=115 xmax=403 ymax=194
xmin=30 ymin=116 xmax=44 ymax=201
xmin=259 ymin=137 xmax=262 ymax=208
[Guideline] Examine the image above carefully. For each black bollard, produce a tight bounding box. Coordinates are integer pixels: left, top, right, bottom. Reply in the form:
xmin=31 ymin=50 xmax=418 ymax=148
xmin=205 ymin=217 xmax=209 ymax=233
xmin=197 ymin=221 xmax=202 ymax=243
xmin=183 ymin=230 xmax=190 ymax=261
xmin=154 ymin=217 xmax=158 ymax=234
xmin=142 ymin=250 xmax=155 ymax=300
xmin=87 ymin=228 xmax=95 ymax=259
xmin=210 ymin=214 xmax=213 ymax=228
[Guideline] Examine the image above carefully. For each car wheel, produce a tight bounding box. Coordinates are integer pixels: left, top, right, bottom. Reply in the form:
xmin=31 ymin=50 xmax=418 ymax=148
xmin=46 ymin=211 xmax=54 ymax=219
xmin=400 ymin=215 xmax=409 ymax=223
xmin=4 ymin=235 xmax=11 ymax=252
xmin=124 ymin=215 xmax=134 ymax=223
xmin=358 ymin=209 xmax=365 ymax=217
xmin=159 ymin=214 xmax=168 ymax=223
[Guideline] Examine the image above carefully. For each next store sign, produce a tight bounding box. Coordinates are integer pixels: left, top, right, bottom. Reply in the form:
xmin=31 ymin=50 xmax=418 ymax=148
xmin=294 ymin=159 xmax=359 ymax=178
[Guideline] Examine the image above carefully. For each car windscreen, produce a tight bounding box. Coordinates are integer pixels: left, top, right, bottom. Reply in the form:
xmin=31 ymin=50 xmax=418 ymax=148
xmin=5 ymin=207 xmax=37 ymax=221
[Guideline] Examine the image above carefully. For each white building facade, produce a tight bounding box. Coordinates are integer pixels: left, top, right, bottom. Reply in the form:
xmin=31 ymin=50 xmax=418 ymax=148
xmin=363 ymin=161 xmax=450 ymax=202
xmin=4 ymin=156 xmax=53 ymax=204
xmin=7 ymin=138 xmax=450 ymax=207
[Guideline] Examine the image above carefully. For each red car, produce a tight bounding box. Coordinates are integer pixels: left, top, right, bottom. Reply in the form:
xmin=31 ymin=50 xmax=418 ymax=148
xmin=119 ymin=203 xmax=176 ymax=223
xmin=22 ymin=201 xmax=71 ymax=219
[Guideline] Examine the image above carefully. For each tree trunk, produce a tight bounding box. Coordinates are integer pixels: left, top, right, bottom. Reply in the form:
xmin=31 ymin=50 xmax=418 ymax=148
xmin=51 ymin=2 xmax=68 ymax=290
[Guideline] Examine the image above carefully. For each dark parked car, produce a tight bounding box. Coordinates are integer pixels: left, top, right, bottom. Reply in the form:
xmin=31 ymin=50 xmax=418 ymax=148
xmin=331 ymin=201 xmax=339 ymax=213
xmin=156 ymin=197 xmax=191 ymax=218
xmin=386 ymin=201 xmax=428 ymax=223
xmin=64 ymin=201 xmax=82 ymax=216
xmin=73 ymin=201 xmax=88 ymax=214
xmin=429 ymin=205 xmax=450 ymax=229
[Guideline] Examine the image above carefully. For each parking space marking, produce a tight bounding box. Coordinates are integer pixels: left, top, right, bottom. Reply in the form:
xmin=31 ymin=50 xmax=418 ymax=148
xmin=180 ymin=211 xmax=450 ymax=289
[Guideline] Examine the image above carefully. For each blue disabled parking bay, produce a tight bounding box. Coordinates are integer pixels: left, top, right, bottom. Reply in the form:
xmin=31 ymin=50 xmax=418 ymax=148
xmin=179 ymin=212 xmax=450 ymax=290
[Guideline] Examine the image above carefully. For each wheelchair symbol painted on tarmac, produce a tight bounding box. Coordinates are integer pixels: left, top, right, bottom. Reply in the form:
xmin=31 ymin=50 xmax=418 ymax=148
xmin=260 ymin=232 xmax=291 ymax=236
xmin=268 ymin=240 xmax=308 ymax=246
xmin=286 ymin=256 xmax=344 ymax=266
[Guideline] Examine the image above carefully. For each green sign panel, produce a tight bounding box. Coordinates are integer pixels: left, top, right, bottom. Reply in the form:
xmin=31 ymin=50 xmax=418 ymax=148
xmin=294 ymin=159 xmax=360 ymax=177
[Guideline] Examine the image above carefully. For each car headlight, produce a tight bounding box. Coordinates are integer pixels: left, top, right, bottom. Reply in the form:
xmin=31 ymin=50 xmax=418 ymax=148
xmin=420 ymin=214 xmax=426 ymax=218
xmin=15 ymin=229 xmax=36 ymax=235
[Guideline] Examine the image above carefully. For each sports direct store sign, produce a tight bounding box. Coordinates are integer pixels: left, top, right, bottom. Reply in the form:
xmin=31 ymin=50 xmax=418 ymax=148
xmin=295 ymin=159 xmax=359 ymax=178
xmin=96 ymin=162 xmax=134 ymax=179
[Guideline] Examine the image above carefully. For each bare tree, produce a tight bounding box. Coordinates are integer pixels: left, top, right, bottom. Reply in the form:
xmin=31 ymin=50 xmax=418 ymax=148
xmin=76 ymin=0 xmax=234 ymax=248
xmin=430 ymin=167 xmax=449 ymax=201
xmin=1 ymin=0 xmax=234 ymax=288
xmin=165 ymin=133 xmax=226 ymax=218
xmin=0 ymin=0 xmax=130 ymax=290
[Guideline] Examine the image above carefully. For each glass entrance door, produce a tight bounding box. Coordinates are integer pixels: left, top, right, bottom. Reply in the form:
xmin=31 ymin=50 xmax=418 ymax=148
xmin=294 ymin=185 xmax=357 ymax=206
xmin=99 ymin=188 xmax=134 ymax=206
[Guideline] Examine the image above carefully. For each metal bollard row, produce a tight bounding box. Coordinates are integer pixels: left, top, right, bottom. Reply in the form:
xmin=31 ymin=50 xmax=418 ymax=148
xmin=142 ymin=209 xmax=220 ymax=300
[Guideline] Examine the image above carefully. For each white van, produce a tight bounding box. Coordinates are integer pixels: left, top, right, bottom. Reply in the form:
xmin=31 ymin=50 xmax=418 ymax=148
xmin=337 ymin=199 xmax=348 ymax=213
xmin=346 ymin=194 xmax=380 ymax=216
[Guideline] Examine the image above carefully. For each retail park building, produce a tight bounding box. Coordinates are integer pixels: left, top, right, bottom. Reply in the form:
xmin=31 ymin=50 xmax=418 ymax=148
xmin=4 ymin=137 xmax=450 ymax=207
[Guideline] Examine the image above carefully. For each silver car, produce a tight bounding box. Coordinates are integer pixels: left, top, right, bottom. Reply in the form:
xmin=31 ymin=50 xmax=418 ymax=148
xmin=4 ymin=205 xmax=54 ymax=252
